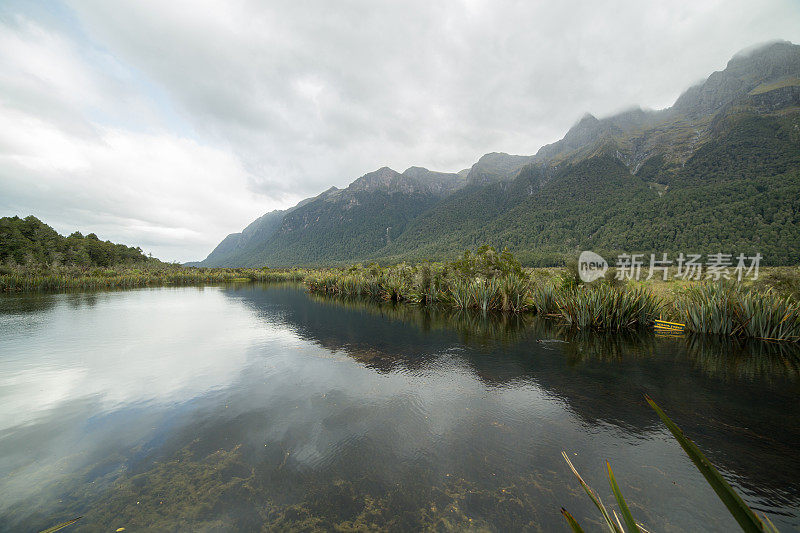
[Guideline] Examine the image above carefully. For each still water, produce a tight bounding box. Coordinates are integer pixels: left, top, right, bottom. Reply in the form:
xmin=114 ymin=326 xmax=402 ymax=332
xmin=0 ymin=284 xmax=799 ymax=532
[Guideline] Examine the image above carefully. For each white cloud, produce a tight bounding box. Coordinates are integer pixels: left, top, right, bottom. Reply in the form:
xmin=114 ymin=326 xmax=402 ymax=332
xmin=0 ymin=102 xmax=296 ymax=261
xmin=0 ymin=12 xmax=295 ymax=261
xmin=1 ymin=0 xmax=799 ymax=261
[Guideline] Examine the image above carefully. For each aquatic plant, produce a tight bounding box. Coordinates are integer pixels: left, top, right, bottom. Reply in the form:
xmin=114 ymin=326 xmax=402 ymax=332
xmin=469 ymin=278 xmax=501 ymax=312
xmin=531 ymin=281 xmax=561 ymax=315
xmin=675 ymin=283 xmax=800 ymax=342
xmin=738 ymin=290 xmax=800 ymax=341
xmin=447 ymin=279 xmax=472 ymax=309
xmin=498 ymin=274 xmax=531 ymax=312
xmin=556 ymin=284 xmax=662 ymax=331
xmin=674 ymin=283 xmax=741 ymax=336
xmin=303 ymin=252 xmax=798 ymax=341
xmin=562 ymin=397 xmax=781 ymax=532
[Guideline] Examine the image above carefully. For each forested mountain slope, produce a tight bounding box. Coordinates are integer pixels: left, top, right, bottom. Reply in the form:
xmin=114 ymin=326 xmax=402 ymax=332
xmin=198 ymin=41 xmax=800 ymax=267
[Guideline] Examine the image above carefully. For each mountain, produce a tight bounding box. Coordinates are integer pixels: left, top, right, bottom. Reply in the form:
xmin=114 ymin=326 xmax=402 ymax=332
xmin=199 ymin=167 xmax=465 ymax=267
xmin=197 ymin=40 xmax=800 ymax=267
xmin=464 ymin=152 xmax=535 ymax=185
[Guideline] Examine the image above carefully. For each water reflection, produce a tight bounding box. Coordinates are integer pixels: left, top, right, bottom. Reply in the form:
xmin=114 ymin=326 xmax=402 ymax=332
xmin=0 ymin=284 xmax=798 ymax=531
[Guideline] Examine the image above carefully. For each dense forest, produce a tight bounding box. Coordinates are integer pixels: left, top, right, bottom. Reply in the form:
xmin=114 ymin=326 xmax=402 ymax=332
xmin=382 ymin=113 xmax=800 ymax=266
xmin=0 ymin=215 xmax=151 ymax=267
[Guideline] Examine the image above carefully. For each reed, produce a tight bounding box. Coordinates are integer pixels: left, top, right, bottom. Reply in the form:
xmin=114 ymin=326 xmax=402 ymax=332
xmin=531 ymin=281 xmax=561 ymax=315
xmin=498 ymin=274 xmax=532 ymax=312
xmin=469 ymin=278 xmax=501 ymax=312
xmin=556 ymin=284 xmax=662 ymax=331
xmin=674 ymin=282 xmax=800 ymax=342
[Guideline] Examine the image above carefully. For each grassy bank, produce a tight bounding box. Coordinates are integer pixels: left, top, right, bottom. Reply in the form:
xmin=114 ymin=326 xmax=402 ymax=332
xmin=4 ymin=246 xmax=800 ymax=342
xmin=304 ymin=248 xmax=800 ymax=341
xmin=304 ymin=249 xmax=661 ymax=330
xmin=305 ymin=264 xmax=661 ymax=330
xmin=0 ymin=263 xmax=306 ymax=292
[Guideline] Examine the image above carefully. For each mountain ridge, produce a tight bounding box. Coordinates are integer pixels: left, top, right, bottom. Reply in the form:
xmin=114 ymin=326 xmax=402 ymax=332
xmin=196 ymin=40 xmax=800 ymax=267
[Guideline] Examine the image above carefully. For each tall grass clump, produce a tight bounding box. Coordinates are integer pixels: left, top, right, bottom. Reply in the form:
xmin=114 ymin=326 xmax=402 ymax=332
xmin=557 ymin=284 xmax=662 ymax=331
xmin=448 ymin=279 xmax=472 ymax=309
xmin=738 ymin=290 xmax=800 ymax=341
xmin=674 ymin=283 xmax=741 ymax=336
xmin=675 ymin=282 xmax=800 ymax=342
xmin=303 ymin=248 xmax=799 ymax=341
xmin=499 ymin=274 xmax=531 ymax=312
xmin=465 ymin=278 xmax=498 ymax=312
xmin=305 ymin=246 xmax=534 ymax=313
xmin=531 ymin=281 xmax=561 ymax=315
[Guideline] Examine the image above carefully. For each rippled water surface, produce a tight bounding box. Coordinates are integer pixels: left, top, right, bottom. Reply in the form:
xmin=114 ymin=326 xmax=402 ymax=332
xmin=1 ymin=284 xmax=799 ymax=532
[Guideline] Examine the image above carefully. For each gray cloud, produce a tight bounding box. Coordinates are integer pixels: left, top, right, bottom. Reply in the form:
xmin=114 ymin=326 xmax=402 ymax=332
xmin=1 ymin=0 xmax=799 ymax=261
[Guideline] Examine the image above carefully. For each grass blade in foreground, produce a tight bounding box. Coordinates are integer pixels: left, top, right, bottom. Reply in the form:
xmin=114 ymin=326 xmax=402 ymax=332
xmin=38 ymin=517 xmax=82 ymax=533
xmin=561 ymin=451 xmax=622 ymax=532
xmin=607 ymin=461 xmax=642 ymax=532
xmin=646 ymin=395 xmax=778 ymax=533
xmin=561 ymin=508 xmax=586 ymax=533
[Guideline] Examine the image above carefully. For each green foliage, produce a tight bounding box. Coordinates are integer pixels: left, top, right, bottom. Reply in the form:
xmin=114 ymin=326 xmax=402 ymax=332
xmin=407 ymin=113 xmax=800 ymax=267
xmin=559 ymin=257 xmax=583 ymax=290
xmin=674 ymin=282 xmax=800 ymax=341
xmin=531 ymin=282 xmax=561 ymax=315
xmin=555 ymin=284 xmax=662 ymax=331
xmin=305 ymin=247 xmax=534 ymax=312
xmin=363 ymin=113 xmax=800 ymax=267
xmin=679 ymin=113 xmax=800 ymax=185
xmin=451 ymin=245 xmax=524 ymax=279
xmin=308 ymin=251 xmax=800 ymax=341
xmin=224 ymin=189 xmax=448 ymax=267
xmin=0 ymin=215 xmax=149 ymax=267
xmin=307 ymin=249 xmax=666 ymax=330
xmin=0 ymin=263 xmax=306 ymax=292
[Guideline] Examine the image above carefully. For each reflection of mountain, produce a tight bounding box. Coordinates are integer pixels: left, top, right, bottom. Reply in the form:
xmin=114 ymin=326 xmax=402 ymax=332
xmin=226 ymin=284 xmax=800 ymax=506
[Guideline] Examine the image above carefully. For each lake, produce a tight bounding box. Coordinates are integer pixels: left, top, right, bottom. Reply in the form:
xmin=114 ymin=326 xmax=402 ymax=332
xmin=1 ymin=283 xmax=799 ymax=531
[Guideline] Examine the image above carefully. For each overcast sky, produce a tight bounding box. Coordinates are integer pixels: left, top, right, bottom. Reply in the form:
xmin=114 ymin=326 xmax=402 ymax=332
xmin=1 ymin=0 xmax=799 ymax=262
